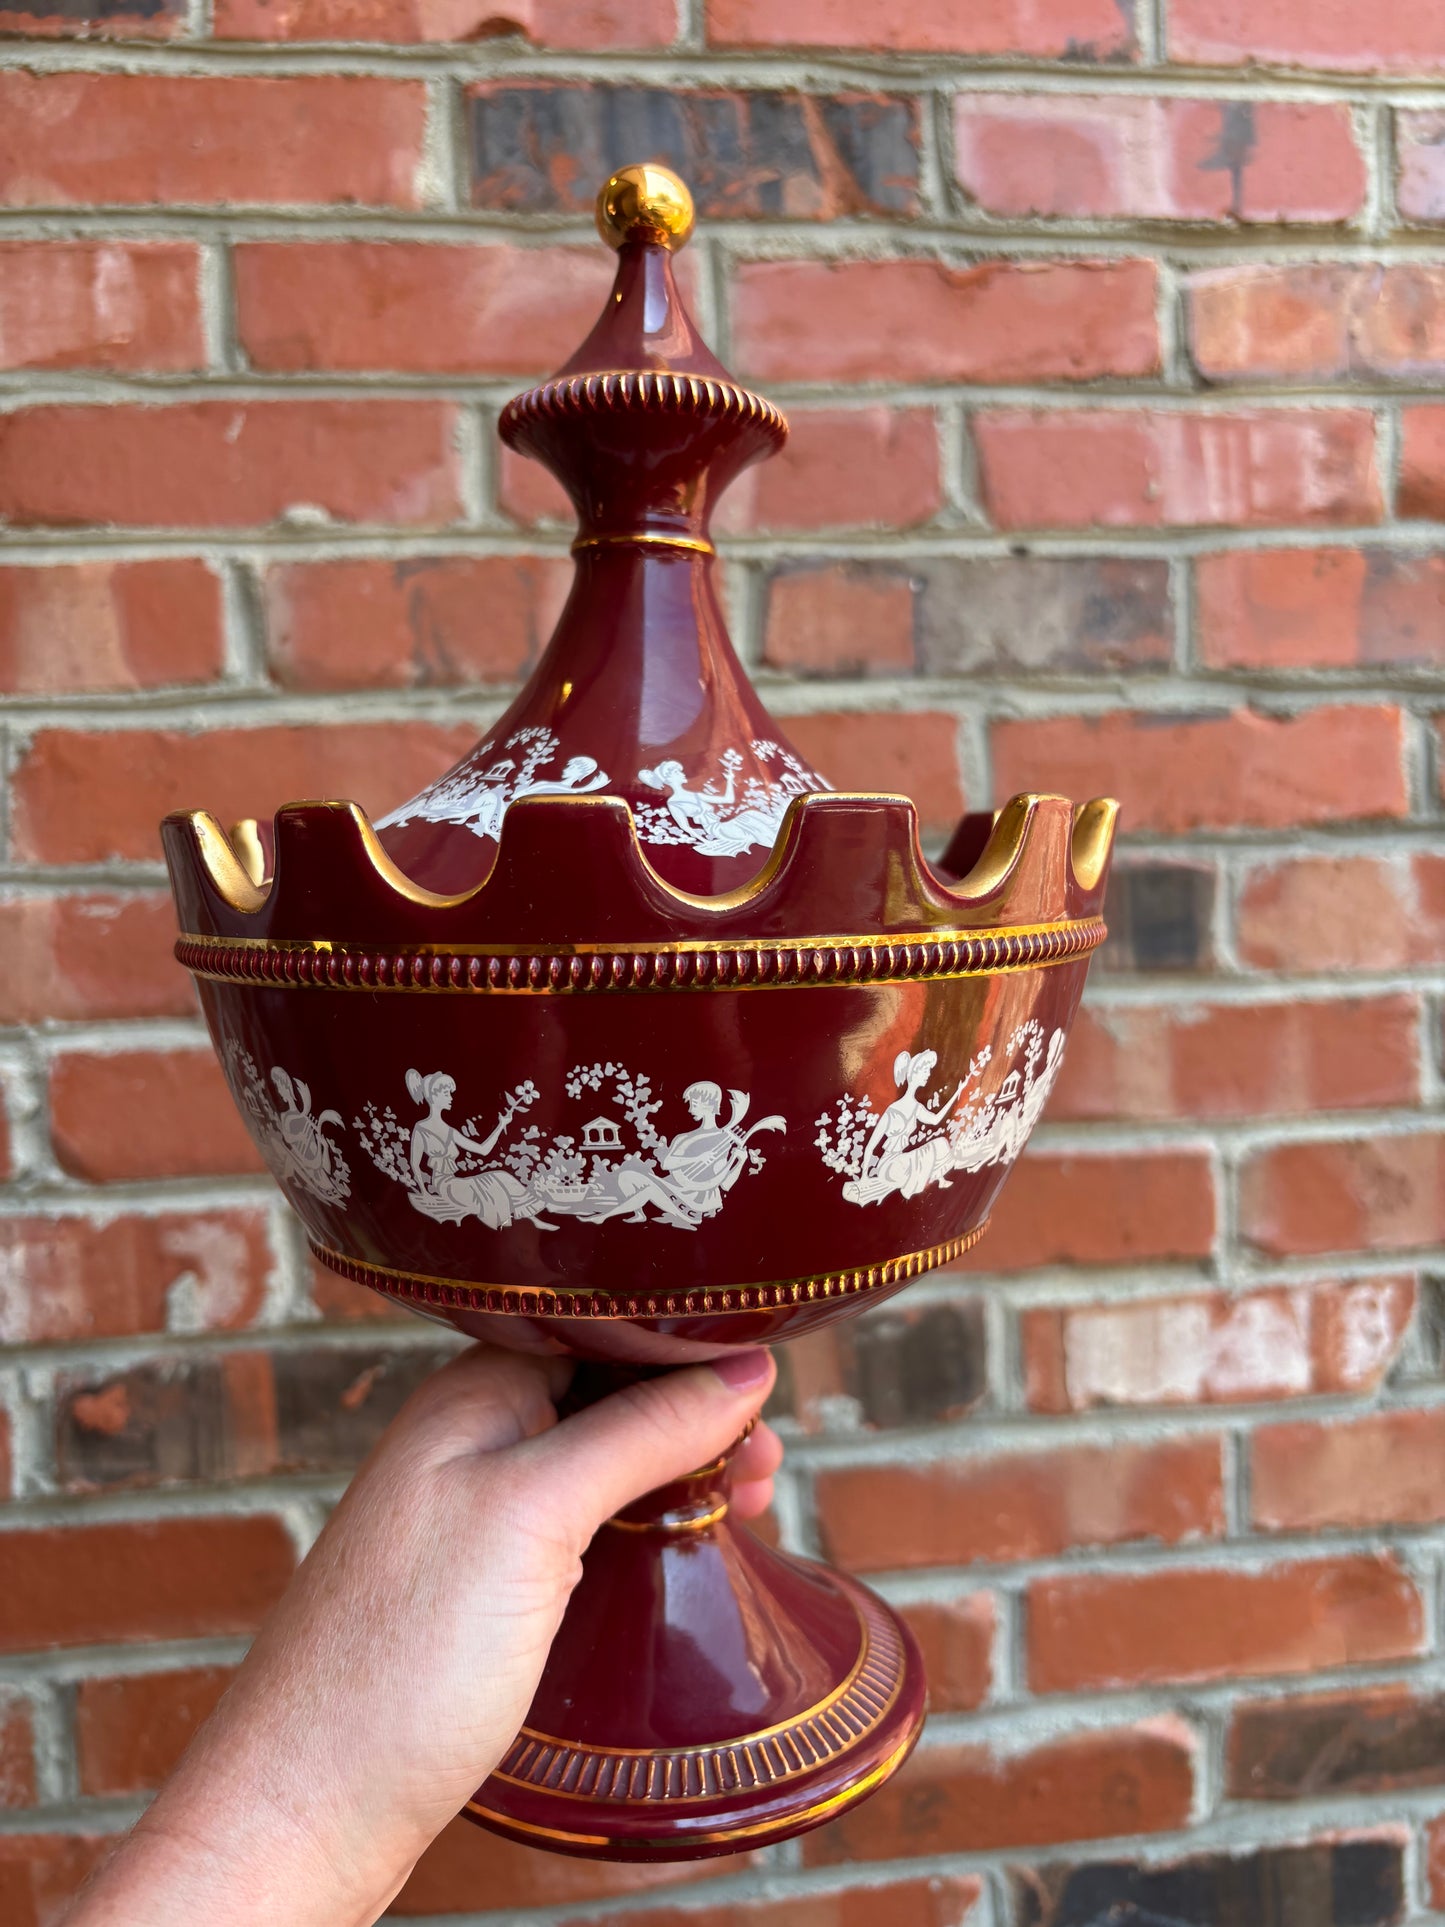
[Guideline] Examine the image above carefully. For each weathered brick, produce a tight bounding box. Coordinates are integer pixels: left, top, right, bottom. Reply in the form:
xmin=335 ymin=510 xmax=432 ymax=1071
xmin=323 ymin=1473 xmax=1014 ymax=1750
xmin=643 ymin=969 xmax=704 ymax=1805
xmin=1399 ymin=407 xmax=1445 ymax=518
xmin=992 ymin=706 xmax=1408 ymax=835
xmin=705 ymin=0 xmax=1134 ymax=58
xmin=785 ymin=711 xmax=964 ymax=838
xmin=1197 ymin=547 xmax=1445 ymax=670
xmin=761 ymin=564 xmax=917 ymax=678
xmin=763 ymin=556 xmax=1173 ymax=681
xmin=0 ymin=0 xmax=182 ymax=35
xmin=0 ymin=1836 xmax=110 ymax=1927
xmin=0 ymin=401 xmax=461 ymax=531
xmin=0 ymin=894 xmax=192 ymax=1023
xmin=972 ymin=1148 xmax=1217 ymax=1272
xmin=804 ymin=1722 xmax=1196 ymax=1863
xmin=1014 ymin=1836 xmax=1407 ymax=1927
xmin=1253 ymin=1408 xmax=1445 ymax=1531
xmin=816 ymin=1437 xmax=1222 ymax=1572
xmin=235 ymin=242 xmax=615 ymax=375
xmin=54 ymin=1344 xmax=451 ymax=1490
xmin=0 ymin=1516 xmax=295 ymax=1651
xmin=1241 ymin=1134 xmax=1445 ymax=1258
xmin=1190 ymin=265 xmax=1445 ymax=383
xmin=727 ymin=409 xmax=943 ymax=532
xmin=1237 ymin=851 xmax=1445 ymax=971
xmin=1094 ymin=861 xmax=1218 ymax=975
xmin=0 ymin=241 xmax=200 ymax=372
xmin=1029 ymin=1556 xmax=1424 ymax=1693
xmin=898 ymin=1596 xmax=994 ymax=1714
xmin=556 ymin=1876 xmax=985 ymax=1927
xmin=10 ymin=720 xmax=474 ymax=865
xmin=468 ymin=84 xmax=920 ymax=220
xmin=214 ymin=0 xmax=676 ymax=44
xmin=1172 ymin=0 xmax=1445 ymax=72
xmin=76 ymin=1665 xmax=234 ymax=1796
xmin=0 ymin=559 xmax=223 ymax=695
xmin=773 ymin=1297 xmax=987 ymax=1434
xmin=1399 ymin=112 xmax=1445 ymax=223
xmin=732 ymin=258 xmax=1158 ymax=384
xmin=955 ymin=96 xmax=1364 ymax=223
xmin=50 ymin=1049 xmax=262 ymax=1183
xmin=262 ymin=557 xmax=570 ymax=693
xmin=0 ymin=73 xmax=426 ymax=208
xmin=1229 ymin=1686 xmax=1445 ymax=1800
xmin=0 ymin=1695 xmax=34 ymax=1809
xmin=0 ymin=1213 xmax=271 ymax=1343
xmin=1052 ymin=993 xmax=1420 ymax=1121
xmin=976 ymin=407 xmax=1381 ymax=530
xmin=1023 ymin=1276 xmax=1416 ymax=1412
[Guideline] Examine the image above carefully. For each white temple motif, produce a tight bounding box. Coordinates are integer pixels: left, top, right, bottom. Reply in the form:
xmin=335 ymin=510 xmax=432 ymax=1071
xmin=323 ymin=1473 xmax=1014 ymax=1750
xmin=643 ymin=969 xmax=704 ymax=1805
xmin=816 ymin=1020 xmax=1067 ymax=1209
xmin=375 ymin=727 xmax=610 ymax=841
xmin=225 ymin=1044 xmax=352 ymax=1204
xmin=355 ymin=1064 xmax=785 ymax=1233
xmin=633 ymin=740 xmax=830 ymax=859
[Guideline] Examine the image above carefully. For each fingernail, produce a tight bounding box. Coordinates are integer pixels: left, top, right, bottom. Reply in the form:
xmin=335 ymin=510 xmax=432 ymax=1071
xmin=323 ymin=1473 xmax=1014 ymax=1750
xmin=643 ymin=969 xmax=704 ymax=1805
xmin=709 ymin=1349 xmax=771 ymax=1393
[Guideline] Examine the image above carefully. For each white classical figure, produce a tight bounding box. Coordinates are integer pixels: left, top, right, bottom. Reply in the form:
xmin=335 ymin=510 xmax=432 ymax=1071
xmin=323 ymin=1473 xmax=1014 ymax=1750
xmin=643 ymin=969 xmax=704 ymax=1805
xmin=843 ymin=1050 xmax=965 ymax=1207
xmin=269 ymin=1067 xmax=351 ymax=1203
xmin=636 ymin=755 xmax=789 ymax=859
xmin=376 ymin=730 xmax=609 ymax=841
xmin=574 ymin=1082 xmax=785 ymax=1229
xmin=403 ymin=1069 xmax=548 ymax=1230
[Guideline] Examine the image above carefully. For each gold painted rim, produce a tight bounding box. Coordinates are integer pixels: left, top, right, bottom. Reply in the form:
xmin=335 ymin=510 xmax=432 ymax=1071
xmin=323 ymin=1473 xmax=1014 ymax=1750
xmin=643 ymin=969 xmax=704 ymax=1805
xmin=176 ymin=916 xmax=1105 ymax=995
xmin=466 ymin=1726 xmax=918 ymax=1848
xmin=310 ymin=1222 xmax=989 ymax=1322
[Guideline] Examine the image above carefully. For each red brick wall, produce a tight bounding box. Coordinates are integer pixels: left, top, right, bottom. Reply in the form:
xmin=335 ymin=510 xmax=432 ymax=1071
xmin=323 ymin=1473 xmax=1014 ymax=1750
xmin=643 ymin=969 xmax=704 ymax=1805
xmin=1 ymin=3 xmax=1443 ymax=1923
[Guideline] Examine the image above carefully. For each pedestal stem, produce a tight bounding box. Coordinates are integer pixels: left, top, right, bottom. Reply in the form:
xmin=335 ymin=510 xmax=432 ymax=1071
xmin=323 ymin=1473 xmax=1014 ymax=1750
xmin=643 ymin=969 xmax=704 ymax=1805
xmin=467 ymin=1360 xmax=926 ymax=1861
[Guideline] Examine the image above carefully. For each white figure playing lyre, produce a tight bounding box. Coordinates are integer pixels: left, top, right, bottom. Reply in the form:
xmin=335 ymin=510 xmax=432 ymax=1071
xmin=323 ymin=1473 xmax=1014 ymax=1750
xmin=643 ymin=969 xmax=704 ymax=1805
xmin=576 ymin=1081 xmax=785 ymax=1229
xmin=843 ymin=1049 xmax=966 ymax=1207
xmin=269 ymin=1067 xmax=350 ymax=1202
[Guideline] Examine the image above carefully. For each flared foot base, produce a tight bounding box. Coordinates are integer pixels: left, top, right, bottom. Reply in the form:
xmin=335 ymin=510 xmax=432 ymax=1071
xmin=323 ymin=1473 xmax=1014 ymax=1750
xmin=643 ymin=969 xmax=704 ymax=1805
xmin=465 ymin=1425 xmax=925 ymax=1861
xmin=468 ymin=1561 xmax=923 ymax=1861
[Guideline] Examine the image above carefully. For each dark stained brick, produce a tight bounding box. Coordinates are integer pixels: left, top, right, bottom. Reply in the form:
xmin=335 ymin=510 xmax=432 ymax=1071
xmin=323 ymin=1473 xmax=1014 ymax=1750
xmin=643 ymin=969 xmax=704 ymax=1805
xmin=467 ymin=83 xmax=921 ymax=220
xmin=770 ymin=1297 xmax=987 ymax=1433
xmin=1013 ymin=1836 xmax=1406 ymax=1927
xmin=0 ymin=0 xmax=177 ymax=20
xmin=1094 ymin=862 xmax=1218 ymax=975
xmin=914 ymin=556 xmax=1173 ymax=677
xmin=1228 ymin=1687 xmax=1445 ymax=1800
xmin=54 ymin=1345 xmax=453 ymax=1490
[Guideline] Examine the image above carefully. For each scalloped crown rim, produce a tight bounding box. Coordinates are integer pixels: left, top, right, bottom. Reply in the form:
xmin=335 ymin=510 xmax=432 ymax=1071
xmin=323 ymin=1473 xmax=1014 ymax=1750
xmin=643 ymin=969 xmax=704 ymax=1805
xmin=165 ymin=790 xmax=1119 ymax=934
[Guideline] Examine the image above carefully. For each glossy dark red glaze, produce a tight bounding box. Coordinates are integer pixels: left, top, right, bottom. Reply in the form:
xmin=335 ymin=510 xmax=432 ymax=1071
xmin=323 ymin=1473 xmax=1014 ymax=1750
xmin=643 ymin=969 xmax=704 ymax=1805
xmin=160 ymin=171 xmax=1118 ymax=1862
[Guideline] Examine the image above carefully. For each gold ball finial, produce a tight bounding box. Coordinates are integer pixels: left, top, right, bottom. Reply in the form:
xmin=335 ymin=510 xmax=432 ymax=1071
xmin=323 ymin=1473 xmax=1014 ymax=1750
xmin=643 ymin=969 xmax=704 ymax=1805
xmin=595 ymin=164 xmax=695 ymax=252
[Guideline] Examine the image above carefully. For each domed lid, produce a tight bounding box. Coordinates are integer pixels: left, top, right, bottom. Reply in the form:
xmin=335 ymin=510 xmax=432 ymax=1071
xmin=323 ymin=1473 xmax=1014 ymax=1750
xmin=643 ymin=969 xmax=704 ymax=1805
xmin=374 ymin=163 xmax=832 ymax=898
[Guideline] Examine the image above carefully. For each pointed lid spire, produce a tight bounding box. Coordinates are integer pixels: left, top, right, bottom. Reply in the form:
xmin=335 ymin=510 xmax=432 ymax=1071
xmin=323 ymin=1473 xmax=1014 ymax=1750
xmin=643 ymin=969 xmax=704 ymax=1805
xmin=374 ymin=164 xmax=831 ymax=898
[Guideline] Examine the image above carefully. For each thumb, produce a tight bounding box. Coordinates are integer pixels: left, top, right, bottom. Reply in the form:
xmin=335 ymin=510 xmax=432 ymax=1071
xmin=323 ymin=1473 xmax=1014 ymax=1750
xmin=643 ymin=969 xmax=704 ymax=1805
xmin=516 ymin=1350 xmax=775 ymax=1538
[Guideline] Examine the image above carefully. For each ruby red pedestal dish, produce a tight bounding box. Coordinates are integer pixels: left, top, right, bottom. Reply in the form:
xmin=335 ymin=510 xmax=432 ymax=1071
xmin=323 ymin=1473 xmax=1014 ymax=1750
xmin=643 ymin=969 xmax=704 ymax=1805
xmin=162 ymin=164 xmax=1118 ymax=1862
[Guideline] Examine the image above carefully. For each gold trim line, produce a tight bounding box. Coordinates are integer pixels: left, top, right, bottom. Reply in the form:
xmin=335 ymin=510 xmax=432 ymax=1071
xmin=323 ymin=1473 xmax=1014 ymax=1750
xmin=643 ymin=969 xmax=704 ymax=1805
xmin=310 ymin=1221 xmax=989 ymax=1322
xmin=572 ymin=531 xmax=715 ymax=556
xmin=176 ymin=916 xmax=1106 ymax=996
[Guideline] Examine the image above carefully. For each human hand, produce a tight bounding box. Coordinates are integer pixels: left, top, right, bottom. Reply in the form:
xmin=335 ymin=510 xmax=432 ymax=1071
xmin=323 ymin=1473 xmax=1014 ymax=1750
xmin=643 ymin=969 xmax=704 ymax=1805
xmin=65 ymin=1344 xmax=780 ymax=1927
